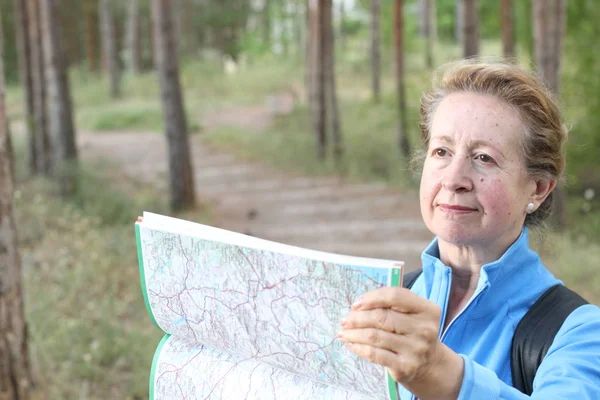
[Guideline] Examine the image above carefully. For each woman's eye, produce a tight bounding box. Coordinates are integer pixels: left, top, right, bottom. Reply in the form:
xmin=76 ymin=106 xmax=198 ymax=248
xmin=476 ymin=154 xmax=494 ymax=163
xmin=434 ymin=148 xmax=447 ymax=157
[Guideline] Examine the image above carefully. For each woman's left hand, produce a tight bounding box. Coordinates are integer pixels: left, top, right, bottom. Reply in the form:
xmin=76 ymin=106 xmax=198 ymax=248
xmin=337 ymin=287 xmax=464 ymax=398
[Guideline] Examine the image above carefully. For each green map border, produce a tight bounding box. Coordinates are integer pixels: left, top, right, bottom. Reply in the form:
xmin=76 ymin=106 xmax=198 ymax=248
xmin=135 ymin=223 xmax=161 ymax=330
xmin=386 ymin=267 xmax=402 ymax=400
xmin=149 ymin=334 xmax=171 ymax=399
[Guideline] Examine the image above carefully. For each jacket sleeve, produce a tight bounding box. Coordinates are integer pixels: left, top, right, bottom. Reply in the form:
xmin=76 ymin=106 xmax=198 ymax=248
xmin=457 ymin=304 xmax=600 ymax=400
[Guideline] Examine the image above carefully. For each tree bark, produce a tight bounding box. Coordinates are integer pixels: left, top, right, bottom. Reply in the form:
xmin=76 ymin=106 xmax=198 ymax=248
xmin=83 ymin=0 xmax=100 ymax=72
xmin=263 ymin=0 xmax=272 ymax=47
xmin=307 ymin=0 xmax=326 ymax=160
xmin=423 ymin=0 xmax=436 ymax=68
xmin=462 ymin=0 xmax=478 ymax=58
xmin=323 ymin=0 xmax=342 ymax=163
xmin=371 ymin=0 xmax=381 ymax=102
xmin=501 ymin=0 xmax=514 ymax=59
xmin=27 ymin=0 xmax=51 ymax=175
xmin=152 ymin=0 xmax=196 ymax=211
xmin=99 ymin=0 xmax=121 ymax=98
xmin=455 ymin=0 xmax=463 ymax=44
xmin=533 ymin=0 xmax=567 ymax=229
xmin=126 ymin=0 xmax=142 ymax=74
xmin=41 ymin=0 xmax=78 ymax=197
xmin=338 ymin=0 xmax=345 ymax=51
xmin=394 ymin=0 xmax=409 ymax=158
xmin=0 ymin=8 xmax=36 ymax=398
xmin=14 ymin=0 xmax=37 ymax=174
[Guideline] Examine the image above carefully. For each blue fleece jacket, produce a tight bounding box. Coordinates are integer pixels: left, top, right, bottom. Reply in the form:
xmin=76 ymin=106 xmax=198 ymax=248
xmin=399 ymin=229 xmax=600 ymax=400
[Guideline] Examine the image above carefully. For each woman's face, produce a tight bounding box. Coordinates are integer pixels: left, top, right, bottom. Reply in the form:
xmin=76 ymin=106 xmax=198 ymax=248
xmin=420 ymin=92 xmax=537 ymax=250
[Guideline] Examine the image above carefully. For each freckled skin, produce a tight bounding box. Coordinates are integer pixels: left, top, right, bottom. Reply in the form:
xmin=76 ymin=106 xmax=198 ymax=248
xmin=420 ymin=92 xmax=538 ymax=258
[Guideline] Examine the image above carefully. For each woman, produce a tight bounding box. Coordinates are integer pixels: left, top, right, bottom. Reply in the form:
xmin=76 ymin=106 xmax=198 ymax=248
xmin=337 ymin=60 xmax=600 ymax=399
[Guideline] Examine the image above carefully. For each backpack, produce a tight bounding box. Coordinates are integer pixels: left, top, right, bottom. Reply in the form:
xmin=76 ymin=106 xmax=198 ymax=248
xmin=402 ymin=269 xmax=588 ymax=395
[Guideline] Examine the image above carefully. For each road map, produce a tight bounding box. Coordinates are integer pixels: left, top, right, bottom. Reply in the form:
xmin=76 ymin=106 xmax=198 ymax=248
xmin=136 ymin=213 xmax=402 ymax=399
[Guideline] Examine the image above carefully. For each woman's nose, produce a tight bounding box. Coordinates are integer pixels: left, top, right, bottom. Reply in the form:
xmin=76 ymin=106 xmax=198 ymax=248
xmin=442 ymin=156 xmax=474 ymax=193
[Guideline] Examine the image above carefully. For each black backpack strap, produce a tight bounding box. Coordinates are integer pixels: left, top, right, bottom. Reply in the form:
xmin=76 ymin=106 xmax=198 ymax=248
xmin=511 ymin=284 xmax=588 ymax=395
xmin=402 ymin=269 xmax=423 ymax=289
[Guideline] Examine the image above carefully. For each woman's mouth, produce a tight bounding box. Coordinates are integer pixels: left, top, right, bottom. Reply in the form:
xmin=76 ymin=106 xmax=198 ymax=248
xmin=437 ymin=204 xmax=478 ymax=214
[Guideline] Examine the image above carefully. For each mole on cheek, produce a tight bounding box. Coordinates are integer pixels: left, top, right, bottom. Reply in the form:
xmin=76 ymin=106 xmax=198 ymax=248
xmin=480 ymin=178 xmax=484 ymax=182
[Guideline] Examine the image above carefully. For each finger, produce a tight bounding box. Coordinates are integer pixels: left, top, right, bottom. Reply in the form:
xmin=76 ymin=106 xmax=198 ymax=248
xmin=337 ymin=327 xmax=408 ymax=354
xmin=352 ymin=287 xmax=433 ymax=314
xmin=342 ymin=308 xmax=421 ymax=334
xmin=344 ymin=342 xmax=402 ymax=377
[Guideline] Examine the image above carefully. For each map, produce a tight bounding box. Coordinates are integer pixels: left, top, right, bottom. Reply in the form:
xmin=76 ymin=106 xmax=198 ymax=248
xmin=137 ymin=221 xmax=401 ymax=400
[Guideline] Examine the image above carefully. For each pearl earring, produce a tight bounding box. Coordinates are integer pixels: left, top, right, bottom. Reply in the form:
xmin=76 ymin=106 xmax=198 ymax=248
xmin=526 ymin=203 xmax=535 ymax=213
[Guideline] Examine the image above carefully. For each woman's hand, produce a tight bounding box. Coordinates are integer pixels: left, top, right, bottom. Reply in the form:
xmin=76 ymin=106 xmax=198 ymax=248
xmin=337 ymin=287 xmax=464 ymax=399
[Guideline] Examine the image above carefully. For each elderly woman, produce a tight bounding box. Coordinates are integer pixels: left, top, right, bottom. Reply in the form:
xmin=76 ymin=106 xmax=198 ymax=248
xmin=337 ymin=61 xmax=600 ymax=399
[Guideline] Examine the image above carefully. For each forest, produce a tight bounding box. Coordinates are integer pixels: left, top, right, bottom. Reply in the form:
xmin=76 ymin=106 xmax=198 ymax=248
xmin=0 ymin=0 xmax=599 ymax=398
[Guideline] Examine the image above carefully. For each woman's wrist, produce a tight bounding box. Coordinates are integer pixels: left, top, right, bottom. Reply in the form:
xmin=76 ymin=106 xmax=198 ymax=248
xmin=403 ymin=343 xmax=464 ymax=400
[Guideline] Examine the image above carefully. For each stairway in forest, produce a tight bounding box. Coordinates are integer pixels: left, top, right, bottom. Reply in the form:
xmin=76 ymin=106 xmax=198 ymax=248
xmin=79 ymin=130 xmax=432 ymax=271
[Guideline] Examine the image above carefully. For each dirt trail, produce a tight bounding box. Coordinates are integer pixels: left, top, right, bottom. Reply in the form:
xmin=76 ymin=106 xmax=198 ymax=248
xmin=78 ymin=100 xmax=432 ymax=270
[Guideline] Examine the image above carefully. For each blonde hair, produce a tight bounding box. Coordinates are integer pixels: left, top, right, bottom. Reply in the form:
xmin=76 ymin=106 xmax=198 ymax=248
xmin=417 ymin=59 xmax=568 ymax=227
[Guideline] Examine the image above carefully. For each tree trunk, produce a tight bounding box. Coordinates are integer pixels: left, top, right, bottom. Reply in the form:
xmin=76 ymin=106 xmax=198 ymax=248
xmin=99 ymin=0 xmax=121 ymax=98
xmin=462 ymin=0 xmax=478 ymax=58
xmin=501 ymin=0 xmax=514 ymax=59
xmin=263 ymin=0 xmax=272 ymax=48
xmin=126 ymin=0 xmax=141 ymax=74
xmin=152 ymin=0 xmax=196 ymax=211
xmin=83 ymin=0 xmax=100 ymax=72
xmin=41 ymin=0 xmax=78 ymax=197
xmin=14 ymin=0 xmax=37 ymax=174
xmin=338 ymin=0 xmax=345 ymax=51
xmin=27 ymin=0 xmax=51 ymax=175
xmin=0 ymin=8 xmax=36 ymax=398
xmin=423 ymin=0 xmax=436 ymax=68
xmin=315 ymin=0 xmax=327 ymax=160
xmin=323 ymin=0 xmax=342 ymax=163
xmin=533 ymin=0 xmax=567 ymax=229
xmin=394 ymin=0 xmax=409 ymax=158
xmin=371 ymin=0 xmax=381 ymax=102
xmin=455 ymin=0 xmax=463 ymax=44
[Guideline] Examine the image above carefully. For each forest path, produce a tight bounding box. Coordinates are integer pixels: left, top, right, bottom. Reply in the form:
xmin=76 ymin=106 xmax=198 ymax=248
xmin=78 ymin=98 xmax=431 ymax=270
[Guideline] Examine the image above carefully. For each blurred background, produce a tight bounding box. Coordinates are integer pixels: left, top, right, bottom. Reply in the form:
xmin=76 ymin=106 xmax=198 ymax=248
xmin=2 ymin=0 xmax=600 ymax=398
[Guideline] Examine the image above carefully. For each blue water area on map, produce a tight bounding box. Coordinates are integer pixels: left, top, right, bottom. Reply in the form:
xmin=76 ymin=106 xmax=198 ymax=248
xmin=342 ymin=265 xmax=391 ymax=286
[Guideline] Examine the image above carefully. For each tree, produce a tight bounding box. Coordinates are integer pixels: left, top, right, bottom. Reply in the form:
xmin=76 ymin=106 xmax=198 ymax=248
xmin=371 ymin=0 xmax=381 ymax=102
xmin=501 ymin=0 xmax=514 ymax=59
xmin=532 ymin=0 xmax=567 ymax=228
xmin=323 ymin=0 xmax=342 ymax=163
xmin=41 ymin=0 xmax=78 ymax=196
xmin=307 ymin=0 xmax=326 ymax=160
xmin=99 ymin=0 xmax=121 ymax=98
xmin=394 ymin=0 xmax=410 ymax=158
xmin=83 ymin=0 xmax=100 ymax=72
xmin=14 ymin=0 xmax=36 ymax=174
xmin=27 ymin=0 xmax=51 ymax=175
xmin=422 ymin=0 xmax=436 ymax=68
xmin=0 ymin=7 xmax=36 ymax=397
xmin=125 ymin=0 xmax=142 ymax=74
xmin=152 ymin=0 xmax=196 ymax=211
xmin=263 ymin=0 xmax=272 ymax=48
xmin=462 ymin=0 xmax=478 ymax=58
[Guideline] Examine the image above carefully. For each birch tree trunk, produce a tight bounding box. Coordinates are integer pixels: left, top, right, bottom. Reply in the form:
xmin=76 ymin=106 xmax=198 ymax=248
xmin=99 ymin=0 xmax=121 ymax=98
xmin=152 ymin=0 xmax=196 ymax=211
xmin=27 ymin=0 xmax=51 ymax=175
xmin=533 ymin=0 xmax=567 ymax=229
xmin=41 ymin=0 xmax=78 ymax=197
xmin=394 ymin=0 xmax=409 ymax=158
xmin=126 ymin=0 xmax=141 ymax=74
xmin=14 ymin=0 xmax=37 ymax=174
xmin=501 ymin=0 xmax=514 ymax=59
xmin=371 ymin=0 xmax=381 ymax=102
xmin=323 ymin=0 xmax=342 ymax=162
xmin=462 ymin=0 xmax=478 ymax=58
xmin=0 ymin=8 xmax=35 ymax=398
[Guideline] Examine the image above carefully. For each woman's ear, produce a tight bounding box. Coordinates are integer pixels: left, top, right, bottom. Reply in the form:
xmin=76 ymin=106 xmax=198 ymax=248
xmin=533 ymin=178 xmax=557 ymax=205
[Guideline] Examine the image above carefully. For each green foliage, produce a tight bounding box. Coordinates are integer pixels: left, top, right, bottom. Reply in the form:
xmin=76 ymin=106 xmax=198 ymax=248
xmin=77 ymin=103 xmax=165 ymax=132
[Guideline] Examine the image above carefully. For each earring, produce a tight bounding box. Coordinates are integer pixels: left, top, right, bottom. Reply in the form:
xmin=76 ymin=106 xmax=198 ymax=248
xmin=526 ymin=203 xmax=535 ymax=213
